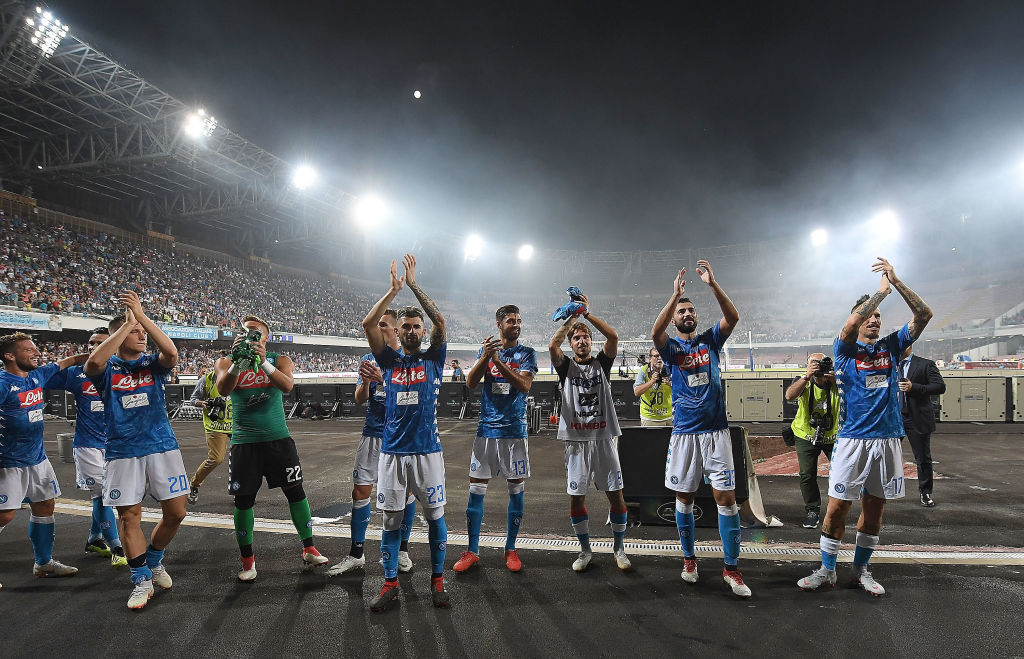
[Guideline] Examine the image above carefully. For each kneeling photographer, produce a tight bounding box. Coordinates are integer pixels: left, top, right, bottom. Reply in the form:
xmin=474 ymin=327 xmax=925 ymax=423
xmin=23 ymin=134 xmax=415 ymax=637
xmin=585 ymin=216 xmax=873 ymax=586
xmin=784 ymin=353 xmax=840 ymax=529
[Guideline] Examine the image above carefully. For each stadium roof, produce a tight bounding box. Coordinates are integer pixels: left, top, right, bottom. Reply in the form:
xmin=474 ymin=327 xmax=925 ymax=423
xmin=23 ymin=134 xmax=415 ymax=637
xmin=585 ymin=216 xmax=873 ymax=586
xmin=0 ymin=1 xmax=356 ymax=256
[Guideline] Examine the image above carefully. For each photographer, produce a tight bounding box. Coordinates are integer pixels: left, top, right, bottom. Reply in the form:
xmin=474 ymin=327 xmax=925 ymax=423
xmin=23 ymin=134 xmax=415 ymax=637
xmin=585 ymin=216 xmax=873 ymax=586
xmin=186 ymin=365 xmax=232 ymax=505
xmin=633 ymin=347 xmax=673 ymax=427
xmin=785 ymin=353 xmax=840 ymax=529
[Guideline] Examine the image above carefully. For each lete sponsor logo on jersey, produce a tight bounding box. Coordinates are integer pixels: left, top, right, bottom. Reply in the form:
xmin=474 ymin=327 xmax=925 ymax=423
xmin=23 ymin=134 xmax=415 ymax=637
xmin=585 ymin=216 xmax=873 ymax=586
xmin=17 ymin=387 xmax=44 ymax=408
xmin=81 ymin=380 xmax=99 ymax=397
xmin=391 ymin=365 xmax=426 ymax=387
xmin=488 ymin=360 xmax=520 ymax=378
xmin=676 ymin=347 xmax=711 ymax=371
xmin=235 ymin=370 xmax=271 ymax=389
xmin=111 ymin=370 xmax=155 ymax=391
xmin=855 ymin=350 xmax=891 ymax=372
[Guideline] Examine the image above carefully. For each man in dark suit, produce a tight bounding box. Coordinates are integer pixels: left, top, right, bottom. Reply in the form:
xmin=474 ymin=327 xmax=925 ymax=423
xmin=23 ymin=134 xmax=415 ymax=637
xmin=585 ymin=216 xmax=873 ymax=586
xmin=898 ymin=345 xmax=946 ymax=507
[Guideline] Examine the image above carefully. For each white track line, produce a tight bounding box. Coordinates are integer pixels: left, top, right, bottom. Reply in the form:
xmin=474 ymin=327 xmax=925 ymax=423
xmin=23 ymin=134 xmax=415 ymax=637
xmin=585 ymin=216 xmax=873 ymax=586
xmin=50 ymin=499 xmax=1024 ymax=566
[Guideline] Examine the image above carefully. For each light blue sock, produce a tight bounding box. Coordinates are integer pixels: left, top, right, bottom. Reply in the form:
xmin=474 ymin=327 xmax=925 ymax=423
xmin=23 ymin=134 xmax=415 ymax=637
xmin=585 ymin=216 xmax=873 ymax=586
xmin=820 ymin=535 xmax=841 ymax=571
xmin=609 ymin=509 xmax=628 ymax=552
xmin=570 ymin=510 xmax=591 ymax=553
xmin=506 ymin=484 xmax=524 ymax=551
xmin=129 ymin=564 xmax=152 ymax=585
xmin=427 ymin=515 xmax=448 ymax=574
xmin=675 ymin=500 xmax=695 ymax=558
xmin=717 ymin=504 xmax=741 ymax=567
xmin=28 ymin=515 xmax=55 ymax=565
xmin=381 ymin=528 xmax=402 ymax=579
xmin=145 ymin=544 xmax=165 ymax=568
xmin=854 ymin=532 xmax=878 ymax=567
xmin=99 ymin=503 xmax=121 ymax=548
xmin=401 ymin=496 xmax=417 ymax=544
xmin=350 ymin=498 xmax=371 ymax=557
xmin=466 ymin=484 xmax=486 ymax=554
xmin=89 ymin=497 xmax=103 ymax=541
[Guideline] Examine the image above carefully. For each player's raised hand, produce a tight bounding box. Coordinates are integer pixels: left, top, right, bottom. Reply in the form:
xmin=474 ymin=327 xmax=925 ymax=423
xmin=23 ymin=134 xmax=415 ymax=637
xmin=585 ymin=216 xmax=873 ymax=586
xmin=125 ymin=306 xmax=140 ymax=329
xmin=119 ymin=290 xmax=145 ymax=319
xmin=482 ymin=334 xmax=500 ymax=357
xmin=389 ymin=259 xmax=405 ymax=293
xmin=696 ymin=260 xmax=715 ymax=285
xmin=402 ymin=253 xmax=417 ymax=285
xmin=871 ymin=257 xmax=899 ymax=286
xmin=673 ymin=268 xmax=687 ymax=297
xmin=359 ymin=359 xmax=383 ymax=384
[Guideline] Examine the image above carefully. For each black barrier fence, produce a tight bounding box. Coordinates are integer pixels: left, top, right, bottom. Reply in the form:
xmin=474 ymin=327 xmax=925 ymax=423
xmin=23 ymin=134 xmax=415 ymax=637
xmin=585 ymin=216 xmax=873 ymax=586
xmin=617 ymin=425 xmax=749 ymax=527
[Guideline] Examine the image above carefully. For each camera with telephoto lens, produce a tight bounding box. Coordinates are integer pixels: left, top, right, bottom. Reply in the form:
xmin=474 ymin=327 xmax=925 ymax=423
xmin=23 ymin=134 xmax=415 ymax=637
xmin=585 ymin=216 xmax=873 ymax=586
xmin=807 ymin=411 xmax=834 ymax=446
xmin=206 ymin=396 xmax=227 ymax=421
xmin=815 ymin=356 xmax=834 ymax=377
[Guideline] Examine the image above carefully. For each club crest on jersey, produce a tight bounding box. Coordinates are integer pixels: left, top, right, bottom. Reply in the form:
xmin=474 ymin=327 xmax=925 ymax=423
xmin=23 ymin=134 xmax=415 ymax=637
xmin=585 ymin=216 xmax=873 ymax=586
xmin=0 ymin=495 xmax=8 ymax=504
xmin=111 ymin=370 xmax=155 ymax=391
xmin=391 ymin=365 xmax=426 ymax=386
xmin=855 ymin=351 xmax=891 ymax=372
xmin=17 ymin=388 xmax=44 ymax=408
xmin=81 ymin=381 xmax=99 ymax=397
xmin=677 ymin=348 xmax=711 ymax=371
xmin=236 ymin=370 xmax=271 ymax=389
xmin=109 ymin=489 xmax=121 ymax=500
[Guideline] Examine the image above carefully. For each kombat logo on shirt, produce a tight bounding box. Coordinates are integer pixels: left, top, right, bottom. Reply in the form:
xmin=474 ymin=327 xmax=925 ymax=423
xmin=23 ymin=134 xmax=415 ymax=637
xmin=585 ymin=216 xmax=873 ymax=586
xmin=111 ymin=370 xmax=155 ymax=391
xmin=677 ymin=347 xmax=711 ymax=371
xmin=17 ymin=387 xmax=44 ymax=408
xmin=81 ymin=380 xmax=99 ymax=397
xmin=855 ymin=351 xmax=891 ymax=372
xmin=235 ymin=370 xmax=272 ymax=389
xmin=569 ymin=373 xmax=602 ymax=389
xmin=391 ymin=365 xmax=426 ymax=386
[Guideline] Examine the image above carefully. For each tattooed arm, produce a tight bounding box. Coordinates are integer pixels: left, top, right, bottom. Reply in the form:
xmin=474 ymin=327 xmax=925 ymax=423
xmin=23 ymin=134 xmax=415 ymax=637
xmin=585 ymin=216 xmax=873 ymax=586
xmin=875 ymin=257 xmax=933 ymax=340
xmin=548 ymin=317 xmax=574 ymax=369
xmin=402 ymin=253 xmax=446 ymax=346
xmin=839 ymin=268 xmax=890 ymax=345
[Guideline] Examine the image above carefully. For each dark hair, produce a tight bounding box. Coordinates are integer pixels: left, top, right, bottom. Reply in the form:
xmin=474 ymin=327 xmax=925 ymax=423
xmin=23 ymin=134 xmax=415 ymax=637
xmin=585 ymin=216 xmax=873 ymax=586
xmin=851 ymin=294 xmax=871 ymax=314
xmin=108 ymin=313 xmax=127 ymax=333
xmin=90 ymin=326 xmax=110 ymax=336
xmin=0 ymin=332 xmax=32 ymax=364
xmin=496 ymin=304 xmax=520 ymax=322
xmin=676 ymin=297 xmax=693 ymax=307
xmin=568 ymin=321 xmax=591 ymax=340
xmin=382 ymin=308 xmax=399 ymax=321
xmin=397 ymin=306 xmax=423 ymax=321
xmin=242 ymin=314 xmax=271 ymax=336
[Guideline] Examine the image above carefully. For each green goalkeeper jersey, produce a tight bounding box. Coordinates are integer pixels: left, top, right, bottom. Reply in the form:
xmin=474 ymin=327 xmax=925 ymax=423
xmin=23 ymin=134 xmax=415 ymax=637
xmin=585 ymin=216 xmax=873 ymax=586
xmin=230 ymin=353 xmax=289 ymax=444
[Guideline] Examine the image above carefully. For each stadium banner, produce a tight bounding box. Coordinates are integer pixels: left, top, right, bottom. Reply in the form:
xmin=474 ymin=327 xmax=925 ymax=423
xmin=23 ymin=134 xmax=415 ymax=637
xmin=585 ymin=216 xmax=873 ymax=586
xmin=0 ymin=309 xmax=61 ymax=331
xmin=158 ymin=324 xmax=218 ymax=340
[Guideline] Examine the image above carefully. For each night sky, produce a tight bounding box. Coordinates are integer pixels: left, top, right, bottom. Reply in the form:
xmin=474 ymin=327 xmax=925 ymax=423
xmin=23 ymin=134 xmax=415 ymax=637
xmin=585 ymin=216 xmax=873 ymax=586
xmin=57 ymin=1 xmax=1024 ymax=251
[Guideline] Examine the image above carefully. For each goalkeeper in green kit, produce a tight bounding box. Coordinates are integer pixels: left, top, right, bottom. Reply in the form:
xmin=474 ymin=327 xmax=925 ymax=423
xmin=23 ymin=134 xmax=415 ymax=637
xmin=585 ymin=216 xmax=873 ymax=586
xmin=215 ymin=315 xmax=328 ymax=581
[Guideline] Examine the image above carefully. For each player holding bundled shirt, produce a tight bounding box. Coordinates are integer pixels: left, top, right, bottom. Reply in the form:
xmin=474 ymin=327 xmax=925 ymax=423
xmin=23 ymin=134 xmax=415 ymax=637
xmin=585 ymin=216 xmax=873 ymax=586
xmin=0 ymin=332 xmax=88 ymax=589
xmin=215 ymin=315 xmax=329 ymax=583
xmin=362 ymin=255 xmax=450 ymax=612
xmin=45 ymin=326 xmax=127 ymax=566
xmin=454 ymin=304 xmax=538 ymax=574
xmin=85 ymin=291 xmax=188 ymax=610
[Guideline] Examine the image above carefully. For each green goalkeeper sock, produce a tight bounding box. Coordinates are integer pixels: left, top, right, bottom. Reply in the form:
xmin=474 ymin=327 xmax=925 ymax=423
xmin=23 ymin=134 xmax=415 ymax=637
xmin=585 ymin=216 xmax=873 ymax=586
xmin=288 ymin=499 xmax=314 ymax=542
xmin=234 ymin=506 xmax=255 ymax=549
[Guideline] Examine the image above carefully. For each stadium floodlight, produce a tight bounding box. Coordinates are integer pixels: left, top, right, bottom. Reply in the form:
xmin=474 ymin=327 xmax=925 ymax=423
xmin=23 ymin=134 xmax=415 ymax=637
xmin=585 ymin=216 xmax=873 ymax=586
xmin=517 ymin=244 xmax=534 ymax=261
xmin=809 ymin=228 xmax=828 ymax=246
xmin=464 ymin=234 xmax=484 ymax=261
xmin=26 ymin=6 xmax=68 ymax=58
xmin=292 ymin=165 xmax=317 ymax=190
xmin=353 ymin=194 xmax=387 ymax=229
xmin=183 ymin=108 xmax=217 ymax=138
xmin=869 ymin=209 xmax=900 ymax=240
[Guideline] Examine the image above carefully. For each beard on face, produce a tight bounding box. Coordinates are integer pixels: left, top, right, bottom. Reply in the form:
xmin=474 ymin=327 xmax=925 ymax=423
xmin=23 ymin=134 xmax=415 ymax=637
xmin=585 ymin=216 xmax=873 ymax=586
xmin=401 ymin=332 xmax=422 ymax=352
xmin=674 ymin=319 xmax=696 ymax=333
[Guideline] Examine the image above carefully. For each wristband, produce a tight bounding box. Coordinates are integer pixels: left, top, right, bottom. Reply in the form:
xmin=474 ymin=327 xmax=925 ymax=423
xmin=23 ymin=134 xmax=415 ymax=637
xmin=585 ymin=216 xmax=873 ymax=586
xmin=261 ymin=360 xmax=277 ymax=376
xmin=228 ymin=363 xmax=240 ymax=375
xmin=802 ymin=375 xmax=811 ymax=382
